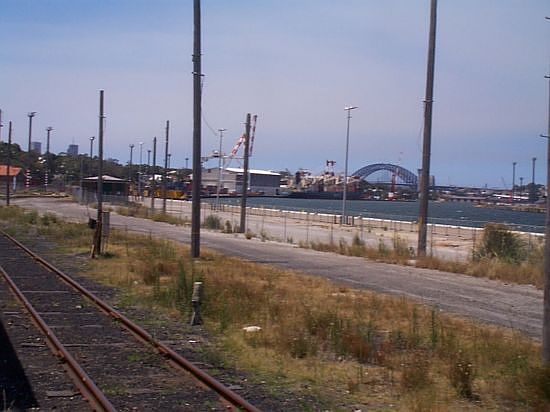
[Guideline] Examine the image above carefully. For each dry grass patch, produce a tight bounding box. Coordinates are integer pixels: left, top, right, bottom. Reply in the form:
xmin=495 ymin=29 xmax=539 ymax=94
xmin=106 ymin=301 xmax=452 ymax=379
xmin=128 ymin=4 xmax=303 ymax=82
xmin=1 ymin=205 xmax=549 ymax=409
xmin=116 ymin=203 xmax=188 ymax=226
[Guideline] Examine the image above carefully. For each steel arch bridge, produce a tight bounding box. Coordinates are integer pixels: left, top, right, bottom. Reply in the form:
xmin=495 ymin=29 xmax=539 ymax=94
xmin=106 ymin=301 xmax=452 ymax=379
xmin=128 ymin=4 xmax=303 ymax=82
xmin=352 ymin=163 xmax=418 ymax=187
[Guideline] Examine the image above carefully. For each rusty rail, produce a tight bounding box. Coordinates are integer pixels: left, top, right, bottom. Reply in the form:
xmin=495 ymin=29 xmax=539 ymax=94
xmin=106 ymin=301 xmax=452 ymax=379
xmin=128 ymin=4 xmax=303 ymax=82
xmin=1 ymin=230 xmax=261 ymax=412
xmin=0 ymin=264 xmax=116 ymax=412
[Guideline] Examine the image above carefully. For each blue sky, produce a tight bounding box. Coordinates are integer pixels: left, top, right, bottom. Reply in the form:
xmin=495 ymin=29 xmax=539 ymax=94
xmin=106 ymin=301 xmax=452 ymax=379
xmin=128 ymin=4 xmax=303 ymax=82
xmin=1 ymin=0 xmax=549 ymax=187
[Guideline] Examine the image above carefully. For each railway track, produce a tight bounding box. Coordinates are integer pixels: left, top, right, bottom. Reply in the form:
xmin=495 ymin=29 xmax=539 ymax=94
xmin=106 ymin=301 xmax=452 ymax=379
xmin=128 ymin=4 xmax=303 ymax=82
xmin=0 ymin=230 xmax=261 ymax=411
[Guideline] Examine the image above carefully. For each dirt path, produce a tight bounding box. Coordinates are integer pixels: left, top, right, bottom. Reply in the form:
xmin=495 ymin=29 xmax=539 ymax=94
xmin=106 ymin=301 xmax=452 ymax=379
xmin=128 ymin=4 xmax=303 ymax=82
xmin=14 ymin=197 xmax=543 ymax=339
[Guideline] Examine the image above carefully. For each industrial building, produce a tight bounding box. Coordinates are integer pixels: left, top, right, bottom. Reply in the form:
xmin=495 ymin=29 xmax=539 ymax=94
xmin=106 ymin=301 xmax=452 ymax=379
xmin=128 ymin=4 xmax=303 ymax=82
xmin=202 ymin=167 xmax=281 ymax=196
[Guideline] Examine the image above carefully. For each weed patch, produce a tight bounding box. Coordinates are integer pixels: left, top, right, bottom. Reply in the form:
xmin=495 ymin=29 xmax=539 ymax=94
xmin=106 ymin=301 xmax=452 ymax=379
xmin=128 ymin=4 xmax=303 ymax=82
xmin=0 ymin=205 xmax=546 ymax=410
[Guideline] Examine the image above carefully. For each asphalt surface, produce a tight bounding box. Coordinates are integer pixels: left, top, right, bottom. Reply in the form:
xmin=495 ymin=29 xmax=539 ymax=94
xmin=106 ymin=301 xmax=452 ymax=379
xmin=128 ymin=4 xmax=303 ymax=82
xmin=13 ymin=197 xmax=543 ymax=339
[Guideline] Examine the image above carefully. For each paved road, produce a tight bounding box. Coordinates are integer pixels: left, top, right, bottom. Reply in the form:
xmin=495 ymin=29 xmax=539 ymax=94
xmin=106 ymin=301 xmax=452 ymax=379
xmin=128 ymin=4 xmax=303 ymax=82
xmin=14 ymin=197 xmax=543 ymax=338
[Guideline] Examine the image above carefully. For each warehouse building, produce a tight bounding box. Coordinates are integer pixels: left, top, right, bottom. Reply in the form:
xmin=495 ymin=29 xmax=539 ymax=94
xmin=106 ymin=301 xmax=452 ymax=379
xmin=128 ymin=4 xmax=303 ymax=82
xmin=201 ymin=167 xmax=281 ymax=196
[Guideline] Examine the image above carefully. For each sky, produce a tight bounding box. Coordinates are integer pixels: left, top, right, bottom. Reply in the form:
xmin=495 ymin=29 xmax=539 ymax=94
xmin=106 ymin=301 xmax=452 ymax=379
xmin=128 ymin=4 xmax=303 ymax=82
xmin=1 ymin=0 xmax=549 ymax=188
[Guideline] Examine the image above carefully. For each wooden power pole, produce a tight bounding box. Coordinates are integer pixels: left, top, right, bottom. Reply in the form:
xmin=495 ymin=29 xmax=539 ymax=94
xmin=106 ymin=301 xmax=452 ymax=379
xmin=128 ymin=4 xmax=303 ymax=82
xmin=417 ymin=0 xmax=438 ymax=257
xmin=542 ymin=72 xmax=550 ymax=364
xmin=239 ymin=114 xmax=251 ymax=233
xmin=151 ymin=137 xmax=157 ymax=211
xmin=191 ymin=0 xmax=202 ymax=258
xmin=163 ymin=120 xmax=170 ymax=214
xmin=6 ymin=121 xmax=12 ymax=206
xmin=93 ymin=90 xmax=105 ymax=257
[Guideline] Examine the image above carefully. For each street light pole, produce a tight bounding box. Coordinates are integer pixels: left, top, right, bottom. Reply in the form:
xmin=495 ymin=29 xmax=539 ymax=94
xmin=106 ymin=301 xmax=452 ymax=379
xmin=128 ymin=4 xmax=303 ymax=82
xmin=342 ymin=106 xmax=358 ymax=225
xmin=512 ymin=161 xmax=517 ymax=203
xmin=162 ymin=120 xmax=170 ymax=214
xmin=129 ymin=144 xmax=134 ymax=186
xmin=45 ymin=127 xmax=53 ymax=191
xmin=519 ymin=177 xmax=524 ymax=196
xmin=26 ymin=112 xmax=37 ymax=190
xmin=532 ymin=157 xmax=537 ymax=202
xmin=151 ymin=137 xmax=157 ymax=210
xmin=216 ymin=128 xmax=226 ymax=209
xmin=27 ymin=112 xmax=36 ymax=152
xmin=138 ymin=142 xmax=143 ymax=198
xmin=89 ymin=136 xmax=95 ymax=158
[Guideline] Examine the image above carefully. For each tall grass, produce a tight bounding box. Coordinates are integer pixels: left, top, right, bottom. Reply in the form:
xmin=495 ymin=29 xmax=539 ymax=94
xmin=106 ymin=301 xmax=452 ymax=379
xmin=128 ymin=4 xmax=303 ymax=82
xmin=87 ymin=230 xmax=547 ymax=408
xmin=304 ymin=223 xmax=545 ymax=288
xmin=1 ymin=205 xmax=548 ymax=409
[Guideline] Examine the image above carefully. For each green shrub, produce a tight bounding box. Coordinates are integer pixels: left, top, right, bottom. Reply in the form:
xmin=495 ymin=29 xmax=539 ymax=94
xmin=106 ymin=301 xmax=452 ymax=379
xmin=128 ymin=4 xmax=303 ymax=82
xmin=223 ymin=220 xmax=233 ymax=233
xmin=203 ymin=214 xmax=222 ymax=230
xmin=475 ymin=223 xmax=526 ymax=263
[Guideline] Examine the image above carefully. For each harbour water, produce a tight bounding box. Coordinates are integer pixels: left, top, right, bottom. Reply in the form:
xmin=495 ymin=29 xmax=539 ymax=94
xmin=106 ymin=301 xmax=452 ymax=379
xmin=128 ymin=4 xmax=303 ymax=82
xmin=209 ymin=198 xmax=545 ymax=233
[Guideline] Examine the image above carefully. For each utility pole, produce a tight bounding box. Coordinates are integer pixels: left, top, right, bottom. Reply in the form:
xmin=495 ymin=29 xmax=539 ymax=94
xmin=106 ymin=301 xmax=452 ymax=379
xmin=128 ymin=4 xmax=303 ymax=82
xmin=512 ymin=162 xmax=517 ymax=203
xmin=519 ymin=177 xmax=524 ymax=195
xmin=93 ymin=90 xmax=105 ymax=258
xmin=45 ymin=127 xmax=53 ymax=191
xmin=342 ymin=106 xmax=358 ymax=225
xmin=0 ymin=109 xmax=3 ymax=142
xmin=147 ymin=149 xmax=151 ymax=188
xmin=417 ymin=0 xmax=438 ymax=257
xmin=138 ymin=142 xmax=143 ymax=198
xmin=542 ymin=70 xmax=550 ymax=364
xmin=239 ymin=114 xmax=251 ymax=233
xmin=216 ymin=128 xmax=226 ymax=209
xmin=27 ymin=112 xmax=36 ymax=152
xmin=89 ymin=136 xmax=95 ymax=177
xmin=89 ymin=136 xmax=95 ymax=158
xmin=163 ymin=120 xmax=170 ymax=214
xmin=26 ymin=112 xmax=37 ymax=190
xmin=6 ymin=121 xmax=12 ymax=206
xmin=531 ymin=157 xmax=537 ymax=202
xmin=151 ymin=137 xmax=157 ymax=211
xmin=191 ymin=0 xmax=202 ymax=258
xmin=129 ymin=144 xmax=134 ymax=183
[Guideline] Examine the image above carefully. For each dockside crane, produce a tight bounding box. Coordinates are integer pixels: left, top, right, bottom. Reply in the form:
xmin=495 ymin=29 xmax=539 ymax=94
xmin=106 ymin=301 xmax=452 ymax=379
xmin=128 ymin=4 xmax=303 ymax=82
xmin=202 ymin=115 xmax=258 ymax=169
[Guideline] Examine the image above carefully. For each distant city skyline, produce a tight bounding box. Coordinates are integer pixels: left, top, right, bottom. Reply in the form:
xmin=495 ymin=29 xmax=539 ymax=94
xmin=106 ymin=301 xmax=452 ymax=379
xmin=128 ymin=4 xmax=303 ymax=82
xmin=1 ymin=0 xmax=549 ymax=188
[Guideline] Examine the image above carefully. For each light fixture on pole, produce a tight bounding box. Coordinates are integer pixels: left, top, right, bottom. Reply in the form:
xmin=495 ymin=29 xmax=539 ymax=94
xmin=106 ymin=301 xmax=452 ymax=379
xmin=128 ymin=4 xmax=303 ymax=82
xmin=27 ymin=112 xmax=36 ymax=152
xmin=138 ymin=142 xmax=143 ymax=198
xmin=45 ymin=127 xmax=53 ymax=191
xmin=512 ymin=161 xmax=517 ymax=203
xmin=129 ymin=144 xmax=135 ymax=184
xmin=26 ymin=112 xmax=37 ymax=190
xmin=342 ymin=106 xmax=358 ymax=225
xmin=531 ymin=157 xmax=537 ymax=202
xmin=216 ymin=128 xmax=227 ymax=209
xmin=519 ymin=177 xmax=524 ymax=195
xmin=89 ymin=136 xmax=95 ymax=158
